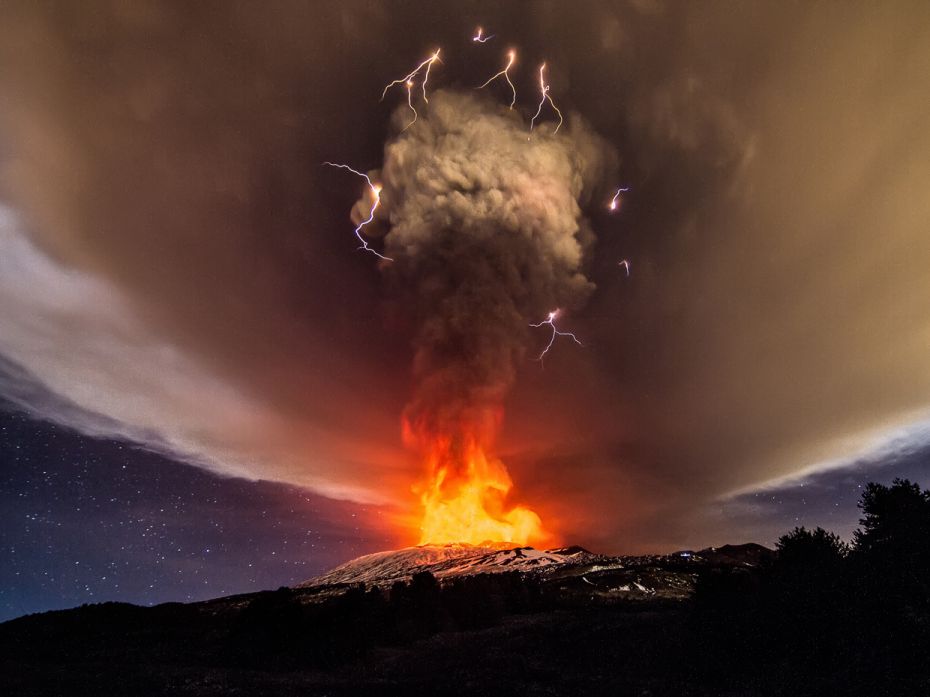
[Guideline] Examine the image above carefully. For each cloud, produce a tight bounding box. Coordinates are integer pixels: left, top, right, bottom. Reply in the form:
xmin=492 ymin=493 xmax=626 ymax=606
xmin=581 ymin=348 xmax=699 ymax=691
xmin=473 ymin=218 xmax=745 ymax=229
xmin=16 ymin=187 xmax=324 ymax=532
xmin=0 ymin=206 xmax=393 ymax=502
xmin=0 ymin=1 xmax=928 ymax=550
xmin=373 ymin=90 xmax=615 ymax=438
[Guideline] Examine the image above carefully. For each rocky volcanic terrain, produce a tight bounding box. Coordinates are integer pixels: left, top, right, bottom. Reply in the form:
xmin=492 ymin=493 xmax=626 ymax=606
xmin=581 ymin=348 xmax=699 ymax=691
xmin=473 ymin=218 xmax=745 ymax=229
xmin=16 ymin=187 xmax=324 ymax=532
xmin=300 ymin=543 xmax=599 ymax=585
xmin=300 ymin=541 xmax=774 ymax=602
xmin=5 ymin=479 xmax=926 ymax=696
xmin=0 ymin=542 xmax=777 ymax=696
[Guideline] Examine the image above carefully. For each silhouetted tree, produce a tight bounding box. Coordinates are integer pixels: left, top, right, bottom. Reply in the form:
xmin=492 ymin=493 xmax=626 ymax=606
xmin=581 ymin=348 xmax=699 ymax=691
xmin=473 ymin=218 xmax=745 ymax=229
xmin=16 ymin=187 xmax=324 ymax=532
xmin=691 ymin=481 xmax=930 ymax=696
xmin=227 ymin=587 xmax=308 ymax=667
xmin=854 ymin=478 xmax=930 ymax=562
xmin=776 ymin=526 xmax=849 ymax=569
xmin=390 ymin=571 xmax=450 ymax=641
xmin=851 ymin=478 xmax=930 ymax=622
xmin=844 ymin=478 xmax=930 ymax=690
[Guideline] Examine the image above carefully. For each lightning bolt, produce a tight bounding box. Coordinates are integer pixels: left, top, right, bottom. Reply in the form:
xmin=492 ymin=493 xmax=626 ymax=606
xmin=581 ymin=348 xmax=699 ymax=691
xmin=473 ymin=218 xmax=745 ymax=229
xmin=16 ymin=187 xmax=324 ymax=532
xmin=381 ymin=49 xmax=442 ymax=104
xmin=419 ymin=49 xmax=440 ymax=103
xmin=478 ymin=49 xmax=517 ymax=109
xmin=402 ymin=80 xmax=418 ymax=132
xmin=322 ymin=162 xmax=393 ymax=262
xmin=472 ymin=27 xmax=495 ymax=43
xmin=608 ymin=187 xmax=630 ymax=212
xmin=529 ymin=62 xmax=563 ymax=134
xmin=530 ymin=309 xmax=583 ymax=363
xmin=618 ymin=259 xmax=631 ymax=276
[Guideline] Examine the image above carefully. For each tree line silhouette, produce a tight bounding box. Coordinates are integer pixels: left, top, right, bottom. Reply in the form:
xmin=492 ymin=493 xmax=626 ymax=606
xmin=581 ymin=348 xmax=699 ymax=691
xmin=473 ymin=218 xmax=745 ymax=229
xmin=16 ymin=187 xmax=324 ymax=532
xmin=1 ymin=478 xmax=927 ymax=695
xmin=692 ymin=478 xmax=930 ymax=695
xmin=225 ymin=568 xmax=548 ymax=669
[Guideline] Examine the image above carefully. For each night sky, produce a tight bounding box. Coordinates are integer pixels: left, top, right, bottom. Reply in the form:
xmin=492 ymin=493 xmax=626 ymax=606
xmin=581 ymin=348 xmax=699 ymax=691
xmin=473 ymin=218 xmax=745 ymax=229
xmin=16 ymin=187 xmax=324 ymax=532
xmin=4 ymin=398 xmax=929 ymax=623
xmin=0 ymin=403 xmax=397 ymax=622
xmin=2 ymin=1 xmax=930 ymax=620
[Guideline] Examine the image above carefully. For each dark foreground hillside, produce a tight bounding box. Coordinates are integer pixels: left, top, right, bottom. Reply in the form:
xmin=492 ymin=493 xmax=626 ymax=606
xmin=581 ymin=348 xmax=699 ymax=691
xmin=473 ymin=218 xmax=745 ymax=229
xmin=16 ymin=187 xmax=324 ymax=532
xmin=2 ymin=479 xmax=929 ymax=696
xmin=0 ymin=598 xmax=697 ymax=697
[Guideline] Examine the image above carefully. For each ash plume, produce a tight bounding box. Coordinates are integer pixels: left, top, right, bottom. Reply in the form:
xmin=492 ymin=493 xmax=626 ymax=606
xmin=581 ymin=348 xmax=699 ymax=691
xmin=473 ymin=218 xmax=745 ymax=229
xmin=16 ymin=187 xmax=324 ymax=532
xmin=362 ymin=90 xmax=617 ymax=443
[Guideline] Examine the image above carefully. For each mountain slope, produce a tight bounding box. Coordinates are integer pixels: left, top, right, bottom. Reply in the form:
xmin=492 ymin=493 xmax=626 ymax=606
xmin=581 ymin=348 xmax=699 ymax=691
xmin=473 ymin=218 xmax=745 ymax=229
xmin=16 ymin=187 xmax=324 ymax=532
xmin=299 ymin=542 xmax=775 ymax=602
xmin=299 ymin=543 xmax=599 ymax=587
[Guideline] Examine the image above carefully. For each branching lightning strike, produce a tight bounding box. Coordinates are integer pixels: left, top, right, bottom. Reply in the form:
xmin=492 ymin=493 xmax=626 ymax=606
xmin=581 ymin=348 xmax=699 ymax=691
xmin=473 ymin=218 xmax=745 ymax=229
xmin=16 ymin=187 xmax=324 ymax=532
xmin=618 ymin=259 xmax=631 ymax=276
xmin=419 ymin=49 xmax=440 ymax=103
xmin=322 ymin=162 xmax=392 ymax=262
xmin=381 ymin=49 xmax=442 ymax=104
xmin=472 ymin=27 xmax=495 ymax=43
xmin=530 ymin=309 xmax=583 ymax=362
xmin=529 ymin=62 xmax=563 ymax=134
xmin=478 ymin=49 xmax=517 ymax=109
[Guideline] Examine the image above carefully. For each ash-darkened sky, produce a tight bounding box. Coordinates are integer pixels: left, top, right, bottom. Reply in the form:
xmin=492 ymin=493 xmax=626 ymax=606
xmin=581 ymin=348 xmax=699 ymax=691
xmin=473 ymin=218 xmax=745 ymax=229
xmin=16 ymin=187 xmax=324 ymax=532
xmin=2 ymin=1 xmax=930 ymax=618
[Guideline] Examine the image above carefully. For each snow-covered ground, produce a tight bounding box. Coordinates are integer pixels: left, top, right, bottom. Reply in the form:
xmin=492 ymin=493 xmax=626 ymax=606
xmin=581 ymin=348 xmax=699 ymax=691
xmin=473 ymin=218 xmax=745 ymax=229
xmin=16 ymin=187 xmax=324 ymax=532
xmin=297 ymin=541 xmax=774 ymax=602
xmin=299 ymin=543 xmax=598 ymax=587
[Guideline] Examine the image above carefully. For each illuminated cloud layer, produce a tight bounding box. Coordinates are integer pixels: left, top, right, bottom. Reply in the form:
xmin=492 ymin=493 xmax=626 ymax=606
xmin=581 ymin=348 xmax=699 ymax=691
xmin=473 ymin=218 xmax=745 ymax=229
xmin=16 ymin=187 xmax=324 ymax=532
xmin=1 ymin=1 xmax=929 ymax=550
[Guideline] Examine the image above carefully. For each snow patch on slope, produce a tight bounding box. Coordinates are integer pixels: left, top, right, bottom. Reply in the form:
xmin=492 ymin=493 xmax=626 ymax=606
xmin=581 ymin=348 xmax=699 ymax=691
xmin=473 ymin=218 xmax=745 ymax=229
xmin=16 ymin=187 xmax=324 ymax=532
xmin=299 ymin=543 xmax=597 ymax=587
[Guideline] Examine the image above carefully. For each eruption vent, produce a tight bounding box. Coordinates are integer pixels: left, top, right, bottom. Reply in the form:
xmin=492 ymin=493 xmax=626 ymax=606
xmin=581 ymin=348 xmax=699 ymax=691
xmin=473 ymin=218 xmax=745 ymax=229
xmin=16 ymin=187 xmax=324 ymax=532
xmin=354 ymin=90 xmax=615 ymax=545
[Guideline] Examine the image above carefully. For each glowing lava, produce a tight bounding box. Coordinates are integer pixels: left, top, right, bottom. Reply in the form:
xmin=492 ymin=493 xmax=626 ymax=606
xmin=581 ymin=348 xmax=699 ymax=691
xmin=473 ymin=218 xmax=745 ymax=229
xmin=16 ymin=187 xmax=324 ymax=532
xmin=405 ymin=422 xmax=545 ymax=546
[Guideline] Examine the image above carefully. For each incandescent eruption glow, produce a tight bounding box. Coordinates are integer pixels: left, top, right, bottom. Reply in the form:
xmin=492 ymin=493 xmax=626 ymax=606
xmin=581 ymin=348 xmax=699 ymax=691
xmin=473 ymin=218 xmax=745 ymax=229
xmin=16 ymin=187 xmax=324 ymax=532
xmin=405 ymin=420 xmax=545 ymax=546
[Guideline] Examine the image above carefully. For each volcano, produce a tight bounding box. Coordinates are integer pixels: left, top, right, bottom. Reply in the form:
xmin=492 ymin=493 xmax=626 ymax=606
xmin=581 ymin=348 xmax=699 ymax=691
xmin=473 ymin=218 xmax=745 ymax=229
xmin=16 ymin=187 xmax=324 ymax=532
xmin=0 ymin=540 xmax=778 ymax=696
xmin=299 ymin=543 xmax=599 ymax=587
xmin=298 ymin=542 xmax=775 ymax=600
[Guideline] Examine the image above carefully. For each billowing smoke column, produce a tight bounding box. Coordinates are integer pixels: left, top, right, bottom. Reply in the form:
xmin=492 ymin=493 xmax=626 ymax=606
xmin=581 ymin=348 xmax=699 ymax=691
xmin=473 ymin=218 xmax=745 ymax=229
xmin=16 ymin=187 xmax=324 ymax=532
xmin=354 ymin=90 xmax=615 ymax=545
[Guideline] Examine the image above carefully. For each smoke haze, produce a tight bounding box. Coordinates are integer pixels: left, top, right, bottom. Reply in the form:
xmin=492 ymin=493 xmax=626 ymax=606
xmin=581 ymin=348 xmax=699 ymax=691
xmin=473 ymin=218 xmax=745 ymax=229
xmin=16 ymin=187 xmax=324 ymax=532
xmin=373 ymin=90 xmax=614 ymax=442
xmin=1 ymin=1 xmax=929 ymax=550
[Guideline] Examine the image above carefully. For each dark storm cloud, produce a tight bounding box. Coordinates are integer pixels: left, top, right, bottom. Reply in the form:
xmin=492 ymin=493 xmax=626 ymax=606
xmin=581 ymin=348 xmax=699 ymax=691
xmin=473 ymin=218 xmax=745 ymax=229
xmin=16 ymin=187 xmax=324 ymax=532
xmin=562 ymin=0 xmax=930 ymax=549
xmin=1 ymin=1 xmax=929 ymax=550
xmin=0 ymin=1 xmax=413 ymax=502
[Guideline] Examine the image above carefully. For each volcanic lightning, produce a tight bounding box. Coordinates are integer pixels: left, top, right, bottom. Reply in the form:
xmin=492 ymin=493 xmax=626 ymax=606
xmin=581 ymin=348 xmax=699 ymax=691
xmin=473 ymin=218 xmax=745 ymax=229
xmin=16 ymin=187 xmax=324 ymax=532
xmin=472 ymin=27 xmax=495 ymax=43
xmin=608 ymin=187 xmax=629 ymax=211
xmin=478 ymin=49 xmax=517 ymax=108
xmin=618 ymin=259 xmax=631 ymax=276
xmin=381 ymin=49 xmax=442 ymax=103
xmin=529 ymin=62 xmax=563 ymax=133
xmin=402 ymin=80 xmax=418 ymax=131
xmin=322 ymin=162 xmax=392 ymax=261
xmin=530 ymin=309 xmax=583 ymax=362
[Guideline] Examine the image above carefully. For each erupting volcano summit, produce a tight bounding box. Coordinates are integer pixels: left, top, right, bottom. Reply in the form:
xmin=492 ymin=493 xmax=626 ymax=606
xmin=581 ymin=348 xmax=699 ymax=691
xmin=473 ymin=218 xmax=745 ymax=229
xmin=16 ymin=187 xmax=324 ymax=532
xmin=336 ymin=89 xmax=617 ymax=545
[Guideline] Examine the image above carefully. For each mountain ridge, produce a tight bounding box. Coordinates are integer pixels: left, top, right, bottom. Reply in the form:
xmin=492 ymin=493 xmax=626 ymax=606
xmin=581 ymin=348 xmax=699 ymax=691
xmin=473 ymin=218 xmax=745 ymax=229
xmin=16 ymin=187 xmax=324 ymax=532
xmin=298 ymin=541 xmax=773 ymax=597
xmin=298 ymin=543 xmax=600 ymax=587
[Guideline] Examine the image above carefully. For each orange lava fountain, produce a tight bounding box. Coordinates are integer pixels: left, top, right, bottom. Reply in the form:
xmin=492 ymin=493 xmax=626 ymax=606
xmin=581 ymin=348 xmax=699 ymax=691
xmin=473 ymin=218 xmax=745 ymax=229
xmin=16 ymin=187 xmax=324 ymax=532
xmin=405 ymin=419 xmax=545 ymax=546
